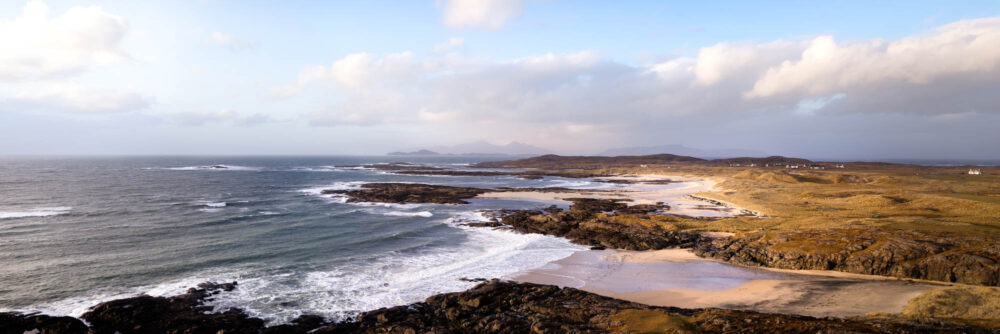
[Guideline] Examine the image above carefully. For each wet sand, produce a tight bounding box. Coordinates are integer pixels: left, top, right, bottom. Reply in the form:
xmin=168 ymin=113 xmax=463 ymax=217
xmin=511 ymin=249 xmax=940 ymax=318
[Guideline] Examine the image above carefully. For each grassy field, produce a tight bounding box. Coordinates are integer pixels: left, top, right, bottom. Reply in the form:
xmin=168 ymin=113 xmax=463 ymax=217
xmin=600 ymin=164 xmax=1000 ymax=236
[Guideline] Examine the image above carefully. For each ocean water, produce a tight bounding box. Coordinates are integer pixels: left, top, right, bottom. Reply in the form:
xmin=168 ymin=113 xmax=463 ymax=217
xmin=0 ymin=156 xmax=605 ymax=324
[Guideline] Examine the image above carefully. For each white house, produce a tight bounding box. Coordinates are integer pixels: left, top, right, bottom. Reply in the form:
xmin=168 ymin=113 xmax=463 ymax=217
xmin=969 ymin=169 xmax=982 ymax=175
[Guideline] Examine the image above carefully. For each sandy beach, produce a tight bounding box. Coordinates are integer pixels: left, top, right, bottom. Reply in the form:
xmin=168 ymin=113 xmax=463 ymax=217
xmin=512 ymin=248 xmax=939 ymax=318
xmin=477 ymin=174 xmax=751 ymax=216
xmin=499 ymin=174 xmax=942 ymax=318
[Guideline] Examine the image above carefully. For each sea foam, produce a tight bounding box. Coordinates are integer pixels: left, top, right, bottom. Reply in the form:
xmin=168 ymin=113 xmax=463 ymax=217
xmin=0 ymin=207 xmax=72 ymax=219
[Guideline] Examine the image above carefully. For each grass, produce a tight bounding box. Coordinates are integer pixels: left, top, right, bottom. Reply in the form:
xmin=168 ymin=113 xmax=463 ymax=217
xmin=902 ymin=285 xmax=1000 ymax=327
xmin=608 ymin=309 xmax=694 ymax=333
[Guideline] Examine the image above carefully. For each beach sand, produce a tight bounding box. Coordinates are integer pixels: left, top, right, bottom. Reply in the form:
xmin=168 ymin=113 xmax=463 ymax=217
xmin=477 ymin=174 xmax=747 ymax=216
xmin=498 ymin=173 xmax=940 ymax=318
xmin=512 ymin=248 xmax=939 ymax=318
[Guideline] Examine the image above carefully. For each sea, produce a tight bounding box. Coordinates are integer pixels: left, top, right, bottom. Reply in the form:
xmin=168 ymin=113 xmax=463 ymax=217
xmin=0 ymin=156 xmax=614 ymax=324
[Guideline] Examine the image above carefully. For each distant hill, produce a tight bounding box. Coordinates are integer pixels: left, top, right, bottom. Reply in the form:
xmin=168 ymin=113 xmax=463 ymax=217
xmin=390 ymin=141 xmax=552 ymax=156
xmin=472 ymin=154 xmax=706 ymax=169
xmin=708 ymin=156 xmax=813 ymax=166
xmin=598 ymin=145 xmax=766 ymax=159
xmin=387 ymin=149 xmax=440 ymax=156
xmin=471 ymin=154 xmax=822 ymax=169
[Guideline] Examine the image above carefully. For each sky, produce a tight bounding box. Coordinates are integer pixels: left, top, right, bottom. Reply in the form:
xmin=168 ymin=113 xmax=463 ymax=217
xmin=1 ymin=0 xmax=999 ymax=159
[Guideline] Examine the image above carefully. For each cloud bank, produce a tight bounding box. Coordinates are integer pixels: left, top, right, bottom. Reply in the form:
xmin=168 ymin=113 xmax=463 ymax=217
xmin=277 ymin=17 xmax=1000 ymax=149
xmin=0 ymin=0 xmax=129 ymax=81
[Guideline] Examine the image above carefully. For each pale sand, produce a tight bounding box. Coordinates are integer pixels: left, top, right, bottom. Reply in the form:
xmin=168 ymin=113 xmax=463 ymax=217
xmin=513 ymin=248 xmax=941 ymax=318
xmin=476 ymin=174 xmax=745 ymax=217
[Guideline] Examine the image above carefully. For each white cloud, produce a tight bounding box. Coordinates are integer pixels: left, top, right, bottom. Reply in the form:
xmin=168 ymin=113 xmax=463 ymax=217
xmin=210 ymin=31 xmax=253 ymax=51
xmin=440 ymin=0 xmax=522 ymax=30
xmin=0 ymin=0 xmax=129 ymax=81
xmin=432 ymin=37 xmax=465 ymax=53
xmin=746 ymin=18 xmax=1000 ymax=99
xmin=270 ymin=52 xmax=419 ymax=97
xmin=276 ymin=17 xmax=1000 ymax=150
xmin=8 ymin=84 xmax=149 ymax=113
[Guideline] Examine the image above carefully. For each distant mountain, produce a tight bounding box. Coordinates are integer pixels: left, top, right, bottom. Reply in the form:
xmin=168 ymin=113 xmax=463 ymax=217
xmin=598 ymin=145 xmax=766 ymax=159
xmin=390 ymin=141 xmax=552 ymax=156
xmin=473 ymin=154 xmax=706 ymax=168
xmin=387 ymin=149 xmax=440 ymax=156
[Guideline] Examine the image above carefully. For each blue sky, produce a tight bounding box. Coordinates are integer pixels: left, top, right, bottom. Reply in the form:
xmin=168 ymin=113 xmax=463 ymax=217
xmin=1 ymin=0 xmax=999 ymax=158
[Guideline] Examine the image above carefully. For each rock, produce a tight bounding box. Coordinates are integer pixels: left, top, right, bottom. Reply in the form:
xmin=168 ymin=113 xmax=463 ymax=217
xmin=492 ymin=198 xmax=700 ymax=250
xmin=0 ymin=312 xmax=88 ymax=334
xmin=694 ymin=228 xmax=1000 ymax=286
xmin=323 ymin=183 xmax=491 ymax=204
xmin=324 ymin=183 xmax=608 ymax=205
xmin=81 ymin=281 xmax=267 ymax=334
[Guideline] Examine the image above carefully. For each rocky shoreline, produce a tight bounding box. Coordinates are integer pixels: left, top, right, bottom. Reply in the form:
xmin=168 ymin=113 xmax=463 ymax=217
xmin=328 ymin=182 xmax=1000 ymax=288
xmin=4 ymin=179 xmax=1000 ymax=332
xmin=3 ymin=280 xmax=991 ymax=333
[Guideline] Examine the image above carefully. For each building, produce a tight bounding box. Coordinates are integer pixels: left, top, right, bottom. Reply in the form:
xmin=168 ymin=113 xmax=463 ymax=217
xmin=969 ymin=169 xmax=982 ymax=175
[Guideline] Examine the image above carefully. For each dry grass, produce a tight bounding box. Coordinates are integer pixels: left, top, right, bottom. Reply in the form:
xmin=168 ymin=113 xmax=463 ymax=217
xmin=902 ymin=285 xmax=1000 ymax=327
xmin=621 ymin=165 xmax=1000 ymax=237
xmin=608 ymin=309 xmax=693 ymax=333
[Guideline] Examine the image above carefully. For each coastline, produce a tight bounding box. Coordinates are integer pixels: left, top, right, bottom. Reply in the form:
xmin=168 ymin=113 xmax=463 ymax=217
xmin=4 ymin=165 xmax=996 ymax=332
xmin=491 ymin=173 xmax=941 ymax=318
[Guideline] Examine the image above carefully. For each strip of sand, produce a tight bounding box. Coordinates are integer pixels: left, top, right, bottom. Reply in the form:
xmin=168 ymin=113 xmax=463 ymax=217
xmin=477 ymin=174 xmax=748 ymax=216
xmin=513 ymin=248 xmax=939 ymax=318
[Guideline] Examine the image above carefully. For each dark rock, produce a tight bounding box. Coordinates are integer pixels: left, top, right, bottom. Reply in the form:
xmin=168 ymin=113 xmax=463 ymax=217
xmin=323 ymin=183 xmax=491 ymax=204
xmin=0 ymin=312 xmax=88 ymax=334
xmin=81 ymin=281 xmax=268 ymax=334
xmin=324 ymin=183 xmax=606 ymax=205
xmin=490 ymin=198 xmax=700 ymax=250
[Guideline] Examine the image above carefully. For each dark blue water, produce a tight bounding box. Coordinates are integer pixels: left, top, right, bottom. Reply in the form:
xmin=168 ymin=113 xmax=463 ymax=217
xmin=0 ymin=156 xmax=595 ymax=323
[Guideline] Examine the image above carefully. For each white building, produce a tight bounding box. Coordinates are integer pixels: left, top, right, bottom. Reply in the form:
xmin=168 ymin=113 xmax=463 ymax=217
xmin=969 ymin=169 xmax=982 ymax=175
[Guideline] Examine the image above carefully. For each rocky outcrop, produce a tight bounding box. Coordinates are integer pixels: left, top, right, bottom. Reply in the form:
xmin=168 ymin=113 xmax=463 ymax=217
xmin=0 ymin=312 xmax=88 ymax=334
xmin=317 ymin=280 xmax=989 ymax=333
xmin=324 ymin=183 xmax=491 ymax=204
xmin=325 ymin=183 xmax=593 ymax=204
xmin=81 ymin=282 xmax=267 ymax=334
xmin=470 ymin=198 xmax=701 ymax=251
xmin=694 ymin=228 xmax=1000 ymax=286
